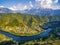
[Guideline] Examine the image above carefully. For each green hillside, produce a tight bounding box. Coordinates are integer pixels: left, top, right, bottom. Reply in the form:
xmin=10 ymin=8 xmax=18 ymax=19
xmin=0 ymin=13 xmax=46 ymax=36
xmin=0 ymin=13 xmax=60 ymax=45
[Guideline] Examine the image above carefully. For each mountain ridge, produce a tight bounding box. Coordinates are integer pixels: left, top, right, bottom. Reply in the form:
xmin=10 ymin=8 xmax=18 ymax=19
xmin=0 ymin=7 xmax=60 ymax=15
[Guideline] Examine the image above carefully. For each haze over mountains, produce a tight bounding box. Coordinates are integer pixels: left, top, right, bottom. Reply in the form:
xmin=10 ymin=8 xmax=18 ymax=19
xmin=0 ymin=7 xmax=13 ymax=13
xmin=0 ymin=7 xmax=60 ymax=15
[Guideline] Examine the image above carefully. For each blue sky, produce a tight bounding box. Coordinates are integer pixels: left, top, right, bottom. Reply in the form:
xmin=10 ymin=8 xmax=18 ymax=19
xmin=0 ymin=0 xmax=35 ymax=7
xmin=0 ymin=0 xmax=60 ymax=10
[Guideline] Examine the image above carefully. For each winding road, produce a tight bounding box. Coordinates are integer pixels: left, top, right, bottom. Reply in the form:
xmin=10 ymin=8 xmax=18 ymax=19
xmin=0 ymin=21 xmax=60 ymax=42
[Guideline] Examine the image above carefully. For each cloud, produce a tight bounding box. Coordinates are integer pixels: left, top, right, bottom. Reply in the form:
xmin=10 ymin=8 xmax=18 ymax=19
xmin=16 ymin=4 xmax=28 ymax=10
xmin=0 ymin=6 xmax=4 ymax=8
xmin=54 ymin=0 xmax=58 ymax=3
xmin=51 ymin=6 xmax=60 ymax=10
xmin=35 ymin=0 xmax=52 ymax=8
xmin=9 ymin=0 xmax=59 ymax=10
xmin=9 ymin=4 xmax=28 ymax=11
xmin=29 ymin=1 xmax=33 ymax=8
xmin=35 ymin=0 xmax=59 ymax=9
xmin=9 ymin=6 xmax=17 ymax=10
xmin=9 ymin=1 xmax=33 ymax=11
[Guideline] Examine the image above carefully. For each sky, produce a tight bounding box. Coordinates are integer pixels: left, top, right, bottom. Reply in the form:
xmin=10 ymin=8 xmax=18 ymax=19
xmin=0 ymin=0 xmax=60 ymax=10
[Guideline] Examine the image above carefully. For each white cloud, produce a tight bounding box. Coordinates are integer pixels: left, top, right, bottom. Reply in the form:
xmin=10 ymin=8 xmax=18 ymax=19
xmin=51 ymin=6 xmax=60 ymax=10
xmin=16 ymin=4 xmax=27 ymax=10
xmin=29 ymin=1 xmax=33 ymax=8
xmin=35 ymin=0 xmax=59 ymax=9
xmin=9 ymin=1 xmax=34 ymax=11
xmin=35 ymin=0 xmax=52 ymax=8
xmin=23 ymin=5 xmax=28 ymax=10
xmin=9 ymin=0 xmax=59 ymax=10
xmin=0 ymin=6 xmax=4 ymax=8
xmin=9 ymin=6 xmax=17 ymax=10
xmin=9 ymin=4 xmax=28 ymax=11
xmin=54 ymin=0 xmax=58 ymax=3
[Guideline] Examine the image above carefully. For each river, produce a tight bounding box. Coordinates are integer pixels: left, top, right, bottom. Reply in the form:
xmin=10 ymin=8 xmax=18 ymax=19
xmin=0 ymin=28 xmax=52 ymax=42
xmin=0 ymin=21 xmax=60 ymax=42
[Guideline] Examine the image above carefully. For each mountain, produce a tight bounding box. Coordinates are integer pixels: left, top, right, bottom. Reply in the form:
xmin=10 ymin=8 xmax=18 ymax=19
xmin=23 ymin=8 xmax=53 ymax=15
xmin=0 ymin=7 xmax=13 ymax=13
xmin=0 ymin=7 xmax=60 ymax=15
xmin=22 ymin=8 xmax=60 ymax=15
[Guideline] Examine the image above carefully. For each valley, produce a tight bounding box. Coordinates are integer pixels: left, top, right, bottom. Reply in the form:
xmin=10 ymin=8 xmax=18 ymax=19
xmin=0 ymin=13 xmax=60 ymax=45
